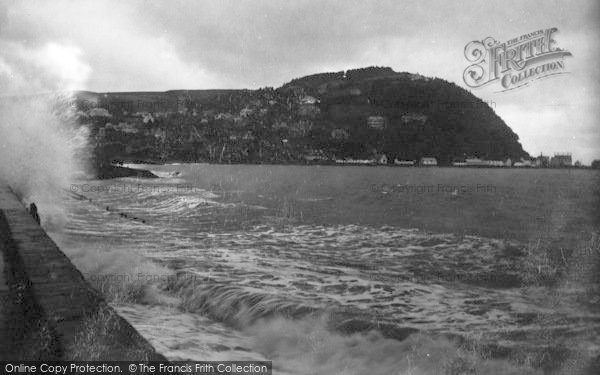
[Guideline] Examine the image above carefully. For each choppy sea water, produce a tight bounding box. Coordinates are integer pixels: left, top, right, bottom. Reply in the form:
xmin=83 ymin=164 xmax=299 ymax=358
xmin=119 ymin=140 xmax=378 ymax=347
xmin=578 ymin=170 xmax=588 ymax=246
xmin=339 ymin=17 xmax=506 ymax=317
xmin=50 ymin=164 xmax=600 ymax=374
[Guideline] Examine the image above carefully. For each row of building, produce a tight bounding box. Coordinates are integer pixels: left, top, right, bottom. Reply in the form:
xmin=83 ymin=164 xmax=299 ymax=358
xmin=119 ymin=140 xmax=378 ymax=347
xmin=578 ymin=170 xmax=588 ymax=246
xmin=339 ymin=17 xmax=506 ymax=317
xmin=334 ymin=153 xmax=577 ymax=167
xmin=450 ymin=153 xmax=575 ymax=168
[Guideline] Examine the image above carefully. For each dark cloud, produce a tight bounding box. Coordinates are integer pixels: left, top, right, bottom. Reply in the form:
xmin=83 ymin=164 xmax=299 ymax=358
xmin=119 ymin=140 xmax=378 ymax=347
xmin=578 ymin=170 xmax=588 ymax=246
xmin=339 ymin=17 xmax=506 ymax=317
xmin=133 ymin=1 xmax=448 ymax=86
xmin=120 ymin=0 xmax=599 ymax=89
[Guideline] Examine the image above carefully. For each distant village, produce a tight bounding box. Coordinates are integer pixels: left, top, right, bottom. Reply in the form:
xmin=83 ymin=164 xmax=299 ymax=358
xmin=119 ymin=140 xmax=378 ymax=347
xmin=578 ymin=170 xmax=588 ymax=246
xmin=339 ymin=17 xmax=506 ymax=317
xmin=334 ymin=152 xmax=582 ymax=168
xmin=80 ymin=87 xmax=595 ymax=169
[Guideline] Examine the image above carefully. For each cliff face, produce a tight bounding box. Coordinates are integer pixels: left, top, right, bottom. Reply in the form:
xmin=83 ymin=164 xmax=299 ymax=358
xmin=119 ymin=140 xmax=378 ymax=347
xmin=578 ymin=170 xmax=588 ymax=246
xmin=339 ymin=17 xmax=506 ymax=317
xmin=79 ymin=67 xmax=529 ymax=166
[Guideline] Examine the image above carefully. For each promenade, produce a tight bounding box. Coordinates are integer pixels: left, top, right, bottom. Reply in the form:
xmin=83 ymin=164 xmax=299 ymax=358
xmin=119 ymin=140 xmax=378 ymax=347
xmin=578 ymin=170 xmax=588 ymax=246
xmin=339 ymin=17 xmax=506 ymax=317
xmin=0 ymin=231 xmax=16 ymax=358
xmin=0 ymin=183 xmax=166 ymax=360
xmin=0 ymin=184 xmax=23 ymax=359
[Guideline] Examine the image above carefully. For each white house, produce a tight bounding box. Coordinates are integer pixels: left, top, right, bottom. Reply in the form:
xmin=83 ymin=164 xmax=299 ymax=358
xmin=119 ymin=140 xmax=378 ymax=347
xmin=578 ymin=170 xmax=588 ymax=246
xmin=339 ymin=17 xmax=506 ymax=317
xmin=367 ymin=116 xmax=386 ymax=130
xmin=420 ymin=157 xmax=438 ymax=166
xmin=465 ymin=157 xmax=486 ymax=166
xmin=394 ymin=159 xmax=416 ymax=166
xmin=300 ymin=95 xmax=319 ymax=105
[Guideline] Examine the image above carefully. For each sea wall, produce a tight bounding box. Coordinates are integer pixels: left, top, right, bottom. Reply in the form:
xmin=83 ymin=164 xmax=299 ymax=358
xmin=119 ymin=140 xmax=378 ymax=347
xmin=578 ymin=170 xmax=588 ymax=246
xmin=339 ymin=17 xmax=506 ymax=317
xmin=0 ymin=184 xmax=166 ymax=361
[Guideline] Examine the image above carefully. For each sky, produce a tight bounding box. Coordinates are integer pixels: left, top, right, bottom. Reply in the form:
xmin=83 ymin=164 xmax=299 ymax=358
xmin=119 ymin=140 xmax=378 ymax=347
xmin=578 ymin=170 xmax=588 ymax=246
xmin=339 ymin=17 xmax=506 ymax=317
xmin=0 ymin=0 xmax=599 ymax=163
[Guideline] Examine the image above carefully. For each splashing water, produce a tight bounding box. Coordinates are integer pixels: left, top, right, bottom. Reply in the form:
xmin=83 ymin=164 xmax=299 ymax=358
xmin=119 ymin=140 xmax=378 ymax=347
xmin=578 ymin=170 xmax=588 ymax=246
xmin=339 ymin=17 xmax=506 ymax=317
xmin=1 ymin=39 xmax=92 ymax=228
xmin=0 ymin=93 xmax=89 ymax=228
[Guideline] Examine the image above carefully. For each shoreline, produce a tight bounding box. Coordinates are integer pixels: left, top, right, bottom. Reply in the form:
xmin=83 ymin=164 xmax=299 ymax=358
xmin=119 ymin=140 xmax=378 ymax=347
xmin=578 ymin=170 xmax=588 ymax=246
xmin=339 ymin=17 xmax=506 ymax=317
xmin=117 ymin=158 xmax=598 ymax=170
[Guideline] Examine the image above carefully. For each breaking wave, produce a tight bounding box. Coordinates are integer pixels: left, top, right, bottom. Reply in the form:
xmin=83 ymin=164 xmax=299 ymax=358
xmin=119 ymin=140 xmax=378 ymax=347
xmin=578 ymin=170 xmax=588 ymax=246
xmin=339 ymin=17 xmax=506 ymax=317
xmin=0 ymin=94 xmax=89 ymax=229
xmin=50 ymin=167 xmax=600 ymax=374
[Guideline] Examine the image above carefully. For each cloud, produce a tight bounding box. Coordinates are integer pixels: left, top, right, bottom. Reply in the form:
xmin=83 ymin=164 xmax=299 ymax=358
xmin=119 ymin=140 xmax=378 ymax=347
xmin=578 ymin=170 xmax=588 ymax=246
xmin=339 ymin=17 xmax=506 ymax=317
xmin=0 ymin=41 xmax=87 ymax=94
xmin=36 ymin=44 xmax=91 ymax=90
xmin=0 ymin=0 xmax=221 ymax=93
xmin=472 ymin=26 xmax=600 ymax=164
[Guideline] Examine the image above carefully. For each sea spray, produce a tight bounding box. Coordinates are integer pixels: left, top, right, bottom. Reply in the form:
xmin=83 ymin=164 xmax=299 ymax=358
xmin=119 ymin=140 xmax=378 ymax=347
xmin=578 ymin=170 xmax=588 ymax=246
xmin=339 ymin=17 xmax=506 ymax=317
xmin=1 ymin=39 xmax=92 ymax=229
xmin=245 ymin=316 xmax=541 ymax=375
xmin=0 ymin=93 xmax=89 ymax=229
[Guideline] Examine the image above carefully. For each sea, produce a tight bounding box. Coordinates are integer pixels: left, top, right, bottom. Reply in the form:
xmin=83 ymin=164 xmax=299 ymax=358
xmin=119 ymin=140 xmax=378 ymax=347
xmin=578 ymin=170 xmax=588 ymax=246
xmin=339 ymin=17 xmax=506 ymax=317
xmin=49 ymin=164 xmax=600 ymax=375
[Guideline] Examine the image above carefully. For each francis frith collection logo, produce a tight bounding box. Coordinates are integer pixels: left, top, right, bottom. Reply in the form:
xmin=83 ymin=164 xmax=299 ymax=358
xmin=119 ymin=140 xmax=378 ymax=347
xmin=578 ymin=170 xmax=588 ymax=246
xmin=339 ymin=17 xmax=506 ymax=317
xmin=463 ymin=27 xmax=572 ymax=91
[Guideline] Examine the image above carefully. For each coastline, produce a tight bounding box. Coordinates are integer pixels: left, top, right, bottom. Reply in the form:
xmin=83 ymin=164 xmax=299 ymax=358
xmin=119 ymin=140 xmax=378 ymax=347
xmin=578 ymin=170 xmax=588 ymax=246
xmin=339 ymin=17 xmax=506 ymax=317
xmin=117 ymin=157 xmax=598 ymax=170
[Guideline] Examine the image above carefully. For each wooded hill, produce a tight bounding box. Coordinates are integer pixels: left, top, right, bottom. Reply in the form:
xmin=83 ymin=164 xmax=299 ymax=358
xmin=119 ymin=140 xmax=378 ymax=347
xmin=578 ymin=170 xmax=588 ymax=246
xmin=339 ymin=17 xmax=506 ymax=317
xmin=78 ymin=66 xmax=529 ymax=165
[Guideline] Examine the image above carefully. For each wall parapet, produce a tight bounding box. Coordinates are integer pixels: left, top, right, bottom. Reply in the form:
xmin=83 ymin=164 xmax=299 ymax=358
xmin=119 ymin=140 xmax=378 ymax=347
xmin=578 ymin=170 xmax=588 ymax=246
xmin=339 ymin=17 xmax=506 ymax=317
xmin=0 ymin=185 xmax=167 ymax=361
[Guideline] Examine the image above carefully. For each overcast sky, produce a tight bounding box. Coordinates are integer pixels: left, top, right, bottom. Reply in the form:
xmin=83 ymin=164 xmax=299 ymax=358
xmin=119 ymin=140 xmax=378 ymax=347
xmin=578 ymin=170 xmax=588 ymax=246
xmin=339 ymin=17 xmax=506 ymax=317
xmin=0 ymin=0 xmax=598 ymax=163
